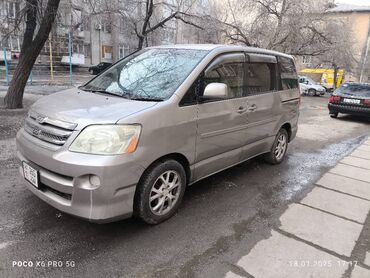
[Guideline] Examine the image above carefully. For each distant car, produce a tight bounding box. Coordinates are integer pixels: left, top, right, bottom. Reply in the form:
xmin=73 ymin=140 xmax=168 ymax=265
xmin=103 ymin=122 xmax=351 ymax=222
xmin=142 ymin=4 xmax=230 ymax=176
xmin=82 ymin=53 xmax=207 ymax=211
xmin=88 ymin=62 xmax=112 ymax=75
xmin=328 ymin=83 xmax=370 ymax=118
xmin=299 ymin=76 xmax=326 ymax=96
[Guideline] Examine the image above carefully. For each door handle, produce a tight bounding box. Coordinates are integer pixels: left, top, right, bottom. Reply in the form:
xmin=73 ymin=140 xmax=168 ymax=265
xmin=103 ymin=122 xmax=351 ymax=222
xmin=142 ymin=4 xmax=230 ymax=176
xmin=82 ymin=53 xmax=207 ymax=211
xmin=237 ymin=106 xmax=247 ymax=114
xmin=248 ymin=104 xmax=257 ymax=112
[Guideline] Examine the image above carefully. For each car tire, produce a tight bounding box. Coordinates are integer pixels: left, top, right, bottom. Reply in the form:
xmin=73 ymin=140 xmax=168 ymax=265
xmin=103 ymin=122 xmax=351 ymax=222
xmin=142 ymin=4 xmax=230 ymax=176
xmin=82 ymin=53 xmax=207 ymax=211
xmin=264 ymin=128 xmax=289 ymax=165
xmin=330 ymin=112 xmax=338 ymax=118
xmin=308 ymin=89 xmax=316 ymax=96
xmin=134 ymin=159 xmax=187 ymax=225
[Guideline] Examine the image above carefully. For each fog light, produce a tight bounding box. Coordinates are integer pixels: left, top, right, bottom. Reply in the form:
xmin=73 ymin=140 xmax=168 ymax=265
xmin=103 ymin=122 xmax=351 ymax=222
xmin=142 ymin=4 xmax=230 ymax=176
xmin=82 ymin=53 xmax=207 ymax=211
xmin=89 ymin=175 xmax=101 ymax=187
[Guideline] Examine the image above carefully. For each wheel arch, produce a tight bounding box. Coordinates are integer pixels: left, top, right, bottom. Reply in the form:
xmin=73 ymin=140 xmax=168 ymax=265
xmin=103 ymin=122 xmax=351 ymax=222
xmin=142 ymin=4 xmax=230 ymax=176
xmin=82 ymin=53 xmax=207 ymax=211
xmin=138 ymin=153 xmax=191 ymax=187
xmin=281 ymin=123 xmax=292 ymax=142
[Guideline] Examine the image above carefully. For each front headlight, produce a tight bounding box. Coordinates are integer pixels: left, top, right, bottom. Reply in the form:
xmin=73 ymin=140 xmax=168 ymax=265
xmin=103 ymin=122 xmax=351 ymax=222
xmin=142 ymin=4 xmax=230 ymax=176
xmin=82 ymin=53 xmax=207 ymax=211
xmin=69 ymin=125 xmax=141 ymax=155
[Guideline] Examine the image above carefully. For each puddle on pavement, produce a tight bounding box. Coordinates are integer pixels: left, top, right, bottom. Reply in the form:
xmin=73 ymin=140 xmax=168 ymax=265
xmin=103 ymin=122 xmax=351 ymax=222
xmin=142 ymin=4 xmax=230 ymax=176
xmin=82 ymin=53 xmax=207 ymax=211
xmin=281 ymin=136 xmax=366 ymax=201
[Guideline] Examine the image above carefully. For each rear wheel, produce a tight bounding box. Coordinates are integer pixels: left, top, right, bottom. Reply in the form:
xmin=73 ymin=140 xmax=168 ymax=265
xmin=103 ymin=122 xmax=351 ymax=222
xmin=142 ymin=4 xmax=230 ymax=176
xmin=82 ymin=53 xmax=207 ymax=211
xmin=134 ymin=159 xmax=186 ymax=224
xmin=264 ymin=129 xmax=289 ymax=165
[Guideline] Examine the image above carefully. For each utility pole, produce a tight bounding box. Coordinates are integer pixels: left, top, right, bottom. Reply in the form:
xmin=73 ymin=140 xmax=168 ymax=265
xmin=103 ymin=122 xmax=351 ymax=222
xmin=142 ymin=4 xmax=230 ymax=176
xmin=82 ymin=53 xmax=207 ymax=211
xmin=3 ymin=48 xmax=9 ymax=86
xmin=68 ymin=31 xmax=73 ymax=85
xmin=49 ymin=34 xmax=54 ymax=82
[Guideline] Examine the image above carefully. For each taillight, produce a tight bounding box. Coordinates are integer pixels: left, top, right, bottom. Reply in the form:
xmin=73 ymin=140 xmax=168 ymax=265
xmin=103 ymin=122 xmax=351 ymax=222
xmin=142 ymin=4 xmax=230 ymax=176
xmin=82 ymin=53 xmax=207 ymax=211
xmin=329 ymin=95 xmax=341 ymax=104
xmin=364 ymin=99 xmax=370 ymax=106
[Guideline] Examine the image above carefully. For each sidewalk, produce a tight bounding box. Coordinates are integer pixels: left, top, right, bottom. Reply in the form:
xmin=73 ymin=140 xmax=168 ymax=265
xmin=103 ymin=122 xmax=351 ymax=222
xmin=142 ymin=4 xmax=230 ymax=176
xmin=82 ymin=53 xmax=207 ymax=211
xmin=226 ymin=137 xmax=370 ymax=278
xmin=0 ymin=74 xmax=91 ymax=86
xmin=0 ymin=85 xmax=72 ymax=96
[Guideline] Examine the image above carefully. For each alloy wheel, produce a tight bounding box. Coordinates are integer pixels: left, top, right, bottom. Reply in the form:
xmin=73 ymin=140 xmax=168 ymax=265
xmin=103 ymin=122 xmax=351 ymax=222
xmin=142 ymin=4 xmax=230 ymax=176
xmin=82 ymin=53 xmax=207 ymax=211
xmin=149 ymin=170 xmax=181 ymax=216
xmin=274 ymin=134 xmax=287 ymax=161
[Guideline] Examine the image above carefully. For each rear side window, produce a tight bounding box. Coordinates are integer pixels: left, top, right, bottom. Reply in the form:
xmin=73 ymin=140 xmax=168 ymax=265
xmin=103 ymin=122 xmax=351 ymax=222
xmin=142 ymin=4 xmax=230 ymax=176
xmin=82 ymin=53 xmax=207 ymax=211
xmin=278 ymin=57 xmax=298 ymax=90
xmin=337 ymin=83 xmax=370 ymax=97
xmin=246 ymin=63 xmax=277 ymax=96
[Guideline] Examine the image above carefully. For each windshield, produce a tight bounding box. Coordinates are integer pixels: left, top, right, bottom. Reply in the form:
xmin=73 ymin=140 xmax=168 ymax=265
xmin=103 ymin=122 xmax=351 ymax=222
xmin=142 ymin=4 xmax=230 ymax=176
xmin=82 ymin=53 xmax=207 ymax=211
xmin=304 ymin=77 xmax=316 ymax=85
xmin=336 ymin=83 xmax=370 ymax=97
xmin=82 ymin=48 xmax=208 ymax=101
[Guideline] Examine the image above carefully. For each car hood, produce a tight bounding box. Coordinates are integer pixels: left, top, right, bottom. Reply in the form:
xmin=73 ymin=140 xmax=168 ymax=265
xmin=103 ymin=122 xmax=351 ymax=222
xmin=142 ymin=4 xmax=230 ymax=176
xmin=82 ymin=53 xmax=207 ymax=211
xmin=30 ymin=88 xmax=158 ymax=129
xmin=310 ymin=84 xmax=325 ymax=91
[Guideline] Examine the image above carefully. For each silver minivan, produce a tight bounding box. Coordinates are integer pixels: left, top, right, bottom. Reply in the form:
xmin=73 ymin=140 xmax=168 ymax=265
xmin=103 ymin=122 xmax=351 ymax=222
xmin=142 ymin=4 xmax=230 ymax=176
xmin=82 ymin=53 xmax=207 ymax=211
xmin=16 ymin=45 xmax=300 ymax=224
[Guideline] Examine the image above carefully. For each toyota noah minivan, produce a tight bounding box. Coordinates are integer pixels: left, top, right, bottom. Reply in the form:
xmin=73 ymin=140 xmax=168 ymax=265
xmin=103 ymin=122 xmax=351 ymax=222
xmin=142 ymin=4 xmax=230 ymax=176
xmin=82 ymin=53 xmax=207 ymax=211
xmin=16 ymin=45 xmax=300 ymax=224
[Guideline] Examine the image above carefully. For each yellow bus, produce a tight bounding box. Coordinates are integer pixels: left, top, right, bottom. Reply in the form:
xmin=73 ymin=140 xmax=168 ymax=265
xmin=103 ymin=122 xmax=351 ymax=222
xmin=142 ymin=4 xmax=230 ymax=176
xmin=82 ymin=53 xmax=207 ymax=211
xmin=299 ymin=68 xmax=344 ymax=90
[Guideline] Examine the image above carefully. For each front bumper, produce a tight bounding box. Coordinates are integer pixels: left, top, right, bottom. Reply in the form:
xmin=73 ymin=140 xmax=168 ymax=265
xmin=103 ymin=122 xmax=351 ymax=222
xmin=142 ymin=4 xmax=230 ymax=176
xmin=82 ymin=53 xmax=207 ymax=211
xmin=16 ymin=128 xmax=146 ymax=223
xmin=328 ymin=103 xmax=370 ymax=117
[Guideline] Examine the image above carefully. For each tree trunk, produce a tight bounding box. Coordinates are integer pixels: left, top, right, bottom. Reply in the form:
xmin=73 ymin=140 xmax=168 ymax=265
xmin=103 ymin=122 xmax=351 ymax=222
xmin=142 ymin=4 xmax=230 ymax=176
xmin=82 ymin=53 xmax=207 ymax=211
xmin=4 ymin=0 xmax=61 ymax=109
xmin=3 ymin=47 xmax=39 ymax=108
xmin=138 ymin=37 xmax=145 ymax=50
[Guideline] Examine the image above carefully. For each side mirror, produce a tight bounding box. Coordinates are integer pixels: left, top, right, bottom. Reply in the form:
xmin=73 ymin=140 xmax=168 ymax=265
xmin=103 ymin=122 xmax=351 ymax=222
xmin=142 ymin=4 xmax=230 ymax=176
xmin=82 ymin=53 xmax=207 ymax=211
xmin=305 ymin=81 xmax=309 ymax=85
xmin=202 ymin=83 xmax=228 ymax=100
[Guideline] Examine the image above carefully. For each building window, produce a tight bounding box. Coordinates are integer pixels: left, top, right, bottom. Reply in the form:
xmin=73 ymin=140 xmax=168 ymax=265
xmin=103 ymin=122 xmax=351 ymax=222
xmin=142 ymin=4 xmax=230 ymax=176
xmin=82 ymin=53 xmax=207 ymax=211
xmin=102 ymin=21 xmax=112 ymax=33
xmin=82 ymin=15 xmax=90 ymax=32
xmin=119 ymin=19 xmax=125 ymax=33
xmin=118 ymin=45 xmax=130 ymax=59
xmin=302 ymin=55 xmax=312 ymax=65
xmin=7 ymin=1 xmax=20 ymax=19
xmin=102 ymin=45 xmax=113 ymax=60
xmin=10 ymin=35 xmax=20 ymax=52
xmin=118 ymin=46 xmax=124 ymax=59
xmin=84 ymin=44 xmax=91 ymax=57
xmin=72 ymin=43 xmax=84 ymax=54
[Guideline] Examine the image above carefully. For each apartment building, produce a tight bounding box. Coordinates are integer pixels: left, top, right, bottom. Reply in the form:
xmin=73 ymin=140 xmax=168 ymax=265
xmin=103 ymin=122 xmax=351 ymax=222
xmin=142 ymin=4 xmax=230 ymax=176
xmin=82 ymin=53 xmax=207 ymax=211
xmin=0 ymin=0 xmax=213 ymax=69
xmin=328 ymin=4 xmax=370 ymax=82
xmin=297 ymin=3 xmax=370 ymax=82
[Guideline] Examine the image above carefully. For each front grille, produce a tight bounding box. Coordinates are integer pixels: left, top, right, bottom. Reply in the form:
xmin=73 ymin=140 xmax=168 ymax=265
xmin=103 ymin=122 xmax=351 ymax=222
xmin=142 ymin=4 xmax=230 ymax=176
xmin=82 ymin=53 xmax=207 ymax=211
xmin=41 ymin=183 xmax=72 ymax=200
xmin=24 ymin=111 xmax=77 ymax=146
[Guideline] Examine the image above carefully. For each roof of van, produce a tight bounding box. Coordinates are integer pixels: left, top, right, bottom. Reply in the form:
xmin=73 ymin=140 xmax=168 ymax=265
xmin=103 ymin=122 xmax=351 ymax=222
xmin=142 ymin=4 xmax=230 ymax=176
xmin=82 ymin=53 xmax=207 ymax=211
xmin=149 ymin=44 xmax=293 ymax=59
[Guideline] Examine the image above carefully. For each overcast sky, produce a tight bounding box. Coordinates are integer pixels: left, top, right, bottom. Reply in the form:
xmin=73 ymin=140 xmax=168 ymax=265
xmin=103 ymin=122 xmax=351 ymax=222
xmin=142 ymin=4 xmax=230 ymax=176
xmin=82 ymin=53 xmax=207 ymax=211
xmin=337 ymin=0 xmax=370 ymax=5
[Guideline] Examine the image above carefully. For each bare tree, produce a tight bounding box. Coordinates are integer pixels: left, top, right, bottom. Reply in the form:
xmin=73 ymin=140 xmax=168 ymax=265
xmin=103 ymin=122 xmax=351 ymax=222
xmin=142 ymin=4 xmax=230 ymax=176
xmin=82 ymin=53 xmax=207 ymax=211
xmin=4 ymin=0 xmax=61 ymax=109
xmin=218 ymin=0 xmax=336 ymax=56
xmin=314 ymin=20 xmax=357 ymax=89
xmin=87 ymin=0 xmax=205 ymax=50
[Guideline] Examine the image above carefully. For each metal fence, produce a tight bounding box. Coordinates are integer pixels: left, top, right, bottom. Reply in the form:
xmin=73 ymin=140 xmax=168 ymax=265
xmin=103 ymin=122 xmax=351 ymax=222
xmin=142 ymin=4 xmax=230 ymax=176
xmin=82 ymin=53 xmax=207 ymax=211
xmin=0 ymin=48 xmax=92 ymax=85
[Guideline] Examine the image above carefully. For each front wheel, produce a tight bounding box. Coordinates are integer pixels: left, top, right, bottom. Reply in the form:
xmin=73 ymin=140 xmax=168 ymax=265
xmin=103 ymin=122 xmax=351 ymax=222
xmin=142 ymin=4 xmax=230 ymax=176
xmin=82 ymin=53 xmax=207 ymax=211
xmin=308 ymin=89 xmax=316 ymax=96
xmin=264 ymin=129 xmax=289 ymax=165
xmin=134 ymin=159 xmax=186 ymax=224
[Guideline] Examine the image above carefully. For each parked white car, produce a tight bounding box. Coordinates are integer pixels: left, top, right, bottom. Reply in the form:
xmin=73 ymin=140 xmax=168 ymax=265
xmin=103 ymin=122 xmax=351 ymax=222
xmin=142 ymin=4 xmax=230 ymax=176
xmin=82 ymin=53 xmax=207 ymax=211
xmin=299 ymin=76 xmax=326 ymax=96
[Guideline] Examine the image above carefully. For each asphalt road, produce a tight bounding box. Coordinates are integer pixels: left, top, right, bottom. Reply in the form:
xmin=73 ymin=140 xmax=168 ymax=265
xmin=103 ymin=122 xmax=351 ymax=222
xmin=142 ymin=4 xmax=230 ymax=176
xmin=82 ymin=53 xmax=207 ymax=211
xmin=1 ymin=93 xmax=370 ymax=278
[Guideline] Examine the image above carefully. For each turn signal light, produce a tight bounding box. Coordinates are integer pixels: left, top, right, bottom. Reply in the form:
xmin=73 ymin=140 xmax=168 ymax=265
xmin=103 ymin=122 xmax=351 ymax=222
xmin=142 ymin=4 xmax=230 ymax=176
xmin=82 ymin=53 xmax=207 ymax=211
xmin=329 ymin=96 xmax=341 ymax=104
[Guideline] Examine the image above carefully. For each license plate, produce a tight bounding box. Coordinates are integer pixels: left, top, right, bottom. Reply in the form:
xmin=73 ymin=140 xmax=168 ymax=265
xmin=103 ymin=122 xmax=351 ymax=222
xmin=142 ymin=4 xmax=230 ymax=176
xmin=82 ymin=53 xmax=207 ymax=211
xmin=343 ymin=98 xmax=361 ymax=104
xmin=23 ymin=161 xmax=39 ymax=188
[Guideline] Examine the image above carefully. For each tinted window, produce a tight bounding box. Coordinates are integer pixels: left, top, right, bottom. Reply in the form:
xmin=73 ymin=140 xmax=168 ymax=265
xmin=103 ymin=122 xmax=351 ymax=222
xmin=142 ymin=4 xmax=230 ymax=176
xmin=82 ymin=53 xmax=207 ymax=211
xmin=336 ymin=83 xmax=370 ymax=97
xmin=246 ymin=63 xmax=276 ymax=96
xmin=180 ymin=78 xmax=201 ymax=106
xmin=203 ymin=63 xmax=244 ymax=98
xmin=278 ymin=56 xmax=298 ymax=90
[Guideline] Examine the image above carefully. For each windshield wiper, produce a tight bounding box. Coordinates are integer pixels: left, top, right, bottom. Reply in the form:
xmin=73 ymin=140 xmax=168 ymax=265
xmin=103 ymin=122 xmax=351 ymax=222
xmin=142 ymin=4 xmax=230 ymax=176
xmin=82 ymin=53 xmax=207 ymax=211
xmin=79 ymin=86 xmax=163 ymax=101
xmin=79 ymin=87 xmax=132 ymax=98
xmin=130 ymin=97 xmax=164 ymax=102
